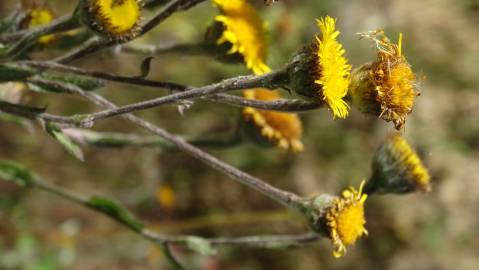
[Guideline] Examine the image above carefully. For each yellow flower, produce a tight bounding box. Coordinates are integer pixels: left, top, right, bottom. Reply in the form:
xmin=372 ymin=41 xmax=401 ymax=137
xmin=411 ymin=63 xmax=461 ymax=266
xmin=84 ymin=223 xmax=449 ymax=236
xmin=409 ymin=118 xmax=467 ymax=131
xmin=313 ymin=16 xmax=351 ymax=119
xmin=351 ymin=31 xmax=419 ymax=130
xmin=213 ymin=0 xmax=270 ymax=75
xmin=242 ymin=88 xmax=303 ymax=152
xmin=80 ymin=0 xmax=142 ymax=40
xmin=367 ymin=133 xmax=431 ymax=194
xmin=155 ymin=184 xmax=176 ymax=211
xmin=27 ymin=8 xmax=56 ymax=44
xmin=325 ymin=180 xmax=368 ymax=258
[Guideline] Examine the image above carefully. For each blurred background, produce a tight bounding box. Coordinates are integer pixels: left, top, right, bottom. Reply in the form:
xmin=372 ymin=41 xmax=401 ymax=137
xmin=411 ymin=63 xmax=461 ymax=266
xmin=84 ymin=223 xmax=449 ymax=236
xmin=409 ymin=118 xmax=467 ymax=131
xmin=1 ymin=0 xmax=479 ymax=269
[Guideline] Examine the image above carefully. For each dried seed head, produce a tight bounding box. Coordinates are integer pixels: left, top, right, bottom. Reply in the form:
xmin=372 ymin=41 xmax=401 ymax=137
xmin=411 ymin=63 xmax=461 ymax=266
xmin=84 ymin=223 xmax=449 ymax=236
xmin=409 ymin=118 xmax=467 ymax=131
xmin=350 ymin=31 xmax=420 ymax=130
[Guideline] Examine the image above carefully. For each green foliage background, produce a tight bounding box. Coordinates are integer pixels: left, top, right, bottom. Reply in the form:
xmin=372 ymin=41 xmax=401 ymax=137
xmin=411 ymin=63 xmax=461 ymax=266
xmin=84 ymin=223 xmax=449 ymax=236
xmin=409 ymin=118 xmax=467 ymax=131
xmin=1 ymin=0 xmax=479 ymax=269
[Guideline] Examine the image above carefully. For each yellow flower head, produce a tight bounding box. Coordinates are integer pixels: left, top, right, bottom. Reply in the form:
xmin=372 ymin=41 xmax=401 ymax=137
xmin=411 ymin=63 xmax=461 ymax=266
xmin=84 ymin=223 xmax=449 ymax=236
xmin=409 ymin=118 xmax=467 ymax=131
xmin=80 ymin=0 xmax=142 ymax=40
xmin=351 ymin=30 xmax=419 ymax=130
xmin=242 ymin=89 xmax=303 ymax=152
xmin=156 ymin=184 xmax=176 ymax=211
xmin=27 ymin=8 xmax=56 ymax=44
xmin=325 ymin=180 xmax=368 ymax=258
xmin=367 ymin=133 xmax=431 ymax=194
xmin=213 ymin=0 xmax=270 ymax=75
xmin=313 ymin=16 xmax=351 ymax=119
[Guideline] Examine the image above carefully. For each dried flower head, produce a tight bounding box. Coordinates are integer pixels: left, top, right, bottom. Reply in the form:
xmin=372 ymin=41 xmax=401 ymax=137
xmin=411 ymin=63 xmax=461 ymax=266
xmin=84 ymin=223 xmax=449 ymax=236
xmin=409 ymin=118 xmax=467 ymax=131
xmin=287 ymin=16 xmax=351 ymax=119
xmin=366 ymin=133 xmax=431 ymax=194
xmin=212 ymin=0 xmax=270 ymax=75
xmin=325 ymin=180 xmax=368 ymax=257
xmin=26 ymin=8 xmax=56 ymax=44
xmin=79 ymin=0 xmax=142 ymax=41
xmin=242 ymin=88 xmax=303 ymax=152
xmin=350 ymin=30 xmax=420 ymax=130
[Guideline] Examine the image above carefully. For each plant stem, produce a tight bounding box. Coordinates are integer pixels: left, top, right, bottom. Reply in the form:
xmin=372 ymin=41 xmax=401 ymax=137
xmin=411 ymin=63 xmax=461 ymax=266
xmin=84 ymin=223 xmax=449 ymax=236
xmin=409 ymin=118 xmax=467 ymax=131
xmin=0 ymin=15 xmax=80 ymax=59
xmin=54 ymin=0 xmax=207 ymax=64
xmin=120 ymin=43 xmax=215 ymax=56
xmin=45 ymin=81 xmax=306 ymax=211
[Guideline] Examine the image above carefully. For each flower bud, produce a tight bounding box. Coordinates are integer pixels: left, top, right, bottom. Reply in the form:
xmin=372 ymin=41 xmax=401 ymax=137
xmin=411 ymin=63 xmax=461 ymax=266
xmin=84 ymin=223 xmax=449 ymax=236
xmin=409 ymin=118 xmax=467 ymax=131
xmin=365 ymin=133 xmax=431 ymax=194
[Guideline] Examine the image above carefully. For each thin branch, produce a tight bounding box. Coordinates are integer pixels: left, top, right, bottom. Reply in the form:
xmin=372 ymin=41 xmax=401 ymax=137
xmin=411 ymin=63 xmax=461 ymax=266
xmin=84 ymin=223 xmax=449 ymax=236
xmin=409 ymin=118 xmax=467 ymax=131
xmin=41 ymin=80 xmax=306 ymax=210
xmin=20 ymin=60 xmax=187 ymax=91
xmin=0 ymin=15 xmax=80 ymax=59
xmin=119 ymin=43 xmax=214 ymax=56
xmin=28 ymin=172 xmax=320 ymax=249
xmin=54 ymin=0 xmax=207 ymax=64
xmin=207 ymin=94 xmax=322 ymax=112
xmin=23 ymin=68 xmax=289 ymax=127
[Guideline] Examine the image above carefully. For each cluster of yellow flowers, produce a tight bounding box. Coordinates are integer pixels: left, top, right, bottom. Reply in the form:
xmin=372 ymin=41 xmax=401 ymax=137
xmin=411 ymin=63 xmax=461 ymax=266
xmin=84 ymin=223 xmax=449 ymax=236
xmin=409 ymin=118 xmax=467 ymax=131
xmin=40 ymin=0 xmax=429 ymax=258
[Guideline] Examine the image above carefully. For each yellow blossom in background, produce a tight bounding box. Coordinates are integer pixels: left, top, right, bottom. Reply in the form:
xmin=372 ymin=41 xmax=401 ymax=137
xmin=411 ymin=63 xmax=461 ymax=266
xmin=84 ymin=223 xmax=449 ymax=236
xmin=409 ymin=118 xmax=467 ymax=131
xmin=27 ymin=8 xmax=56 ymax=44
xmin=243 ymin=89 xmax=304 ymax=152
xmin=155 ymin=184 xmax=176 ymax=211
xmin=325 ymin=180 xmax=368 ymax=257
xmin=351 ymin=31 xmax=419 ymax=130
xmin=213 ymin=0 xmax=270 ymax=74
xmin=313 ymin=16 xmax=351 ymax=118
xmin=80 ymin=0 xmax=142 ymax=40
xmin=367 ymin=133 xmax=431 ymax=194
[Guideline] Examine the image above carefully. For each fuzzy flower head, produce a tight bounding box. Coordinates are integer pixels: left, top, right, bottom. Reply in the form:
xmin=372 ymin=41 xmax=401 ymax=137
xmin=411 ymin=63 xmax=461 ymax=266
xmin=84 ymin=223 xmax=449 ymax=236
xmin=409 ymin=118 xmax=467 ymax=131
xmin=351 ymin=30 xmax=419 ymax=130
xmin=26 ymin=8 xmax=56 ymax=44
xmin=366 ymin=133 xmax=431 ymax=194
xmin=79 ymin=0 xmax=142 ymax=41
xmin=242 ymin=89 xmax=303 ymax=152
xmin=213 ymin=0 xmax=270 ymax=75
xmin=325 ymin=180 xmax=368 ymax=257
xmin=313 ymin=16 xmax=352 ymax=118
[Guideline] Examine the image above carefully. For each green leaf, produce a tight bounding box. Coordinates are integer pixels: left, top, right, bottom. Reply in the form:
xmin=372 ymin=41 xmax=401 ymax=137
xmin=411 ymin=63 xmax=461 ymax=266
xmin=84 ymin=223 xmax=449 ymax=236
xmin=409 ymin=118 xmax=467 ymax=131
xmin=185 ymin=236 xmax=217 ymax=256
xmin=87 ymin=196 xmax=144 ymax=232
xmin=28 ymin=73 xmax=104 ymax=93
xmin=0 ymin=64 xmax=37 ymax=83
xmin=46 ymin=124 xmax=84 ymax=161
xmin=0 ymin=160 xmax=36 ymax=187
xmin=136 ymin=57 xmax=155 ymax=79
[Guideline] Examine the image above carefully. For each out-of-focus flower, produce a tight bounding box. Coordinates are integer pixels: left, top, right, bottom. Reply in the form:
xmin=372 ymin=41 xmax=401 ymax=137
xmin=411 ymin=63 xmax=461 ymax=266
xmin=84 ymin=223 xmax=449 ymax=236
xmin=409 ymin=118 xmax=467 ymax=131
xmin=350 ymin=31 xmax=420 ymax=130
xmin=79 ymin=0 xmax=142 ymax=41
xmin=212 ymin=0 xmax=270 ymax=74
xmin=365 ymin=133 xmax=431 ymax=194
xmin=288 ymin=16 xmax=351 ymax=119
xmin=156 ymin=184 xmax=176 ymax=211
xmin=242 ymin=88 xmax=303 ymax=152
xmin=26 ymin=8 xmax=56 ymax=44
xmin=264 ymin=0 xmax=278 ymax=5
xmin=323 ymin=180 xmax=368 ymax=258
xmin=0 ymin=82 xmax=27 ymax=103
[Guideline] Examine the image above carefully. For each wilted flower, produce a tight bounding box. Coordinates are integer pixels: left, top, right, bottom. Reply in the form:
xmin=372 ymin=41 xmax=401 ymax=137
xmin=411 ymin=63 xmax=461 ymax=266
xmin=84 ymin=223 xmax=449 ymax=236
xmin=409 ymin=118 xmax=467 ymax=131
xmin=350 ymin=31 xmax=420 ymax=130
xmin=288 ymin=16 xmax=351 ymax=119
xmin=78 ymin=0 xmax=142 ymax=41
xmin=365 ymin=133 xmax=431 ymax=194
xmin=211 ymin=0 xmax=270 ymax=74
xmin=242 ymin=88 xmax=303 ymax=152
